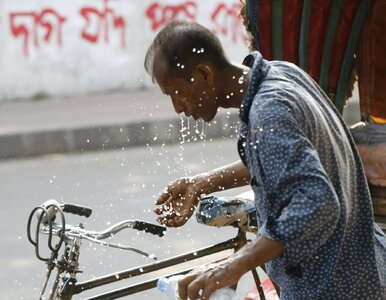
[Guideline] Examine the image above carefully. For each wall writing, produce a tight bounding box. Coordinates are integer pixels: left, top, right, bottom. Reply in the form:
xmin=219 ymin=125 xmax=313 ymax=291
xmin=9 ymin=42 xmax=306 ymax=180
xmin=8 ymin=0 xmax=247 ymax=57
xmin=9 ymin=9 xmax=67 ymax=56
xmin=1 ymin=0 xmax=248 ymax=100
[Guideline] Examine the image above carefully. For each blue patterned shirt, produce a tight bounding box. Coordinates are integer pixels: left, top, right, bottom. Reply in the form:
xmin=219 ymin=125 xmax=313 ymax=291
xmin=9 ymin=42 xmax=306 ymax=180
xmin=238 ymin=52 xmax=386 ymax=299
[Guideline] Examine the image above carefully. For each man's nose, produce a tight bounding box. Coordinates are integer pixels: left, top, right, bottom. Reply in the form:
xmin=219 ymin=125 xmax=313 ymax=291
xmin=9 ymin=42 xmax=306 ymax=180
xmin=171 ymin=96 xmax=185 ymax=114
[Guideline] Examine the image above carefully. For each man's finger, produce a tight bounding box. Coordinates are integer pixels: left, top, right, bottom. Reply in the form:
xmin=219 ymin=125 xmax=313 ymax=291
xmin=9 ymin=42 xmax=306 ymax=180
xmin=169 ymin=215 xmax=189 ymax=227
xmin=156 ymin=215 xmax=188 ymax=227
xmin=201 ymin=279 xmax=219 ymax=300
xmin=155 ymin=190 xmax=171 ymax=205
xmin=153 ymin=205 xmax=171 ymax=215
xmin=178 ymin=273 xmax=197 ymax=300
xmin=153 ymin=207 xmax=163 ymax=215
xmin=154 ymin=195 xmax=175 ymax=215
xmin=156 ymin=218 xmax=171 ymax=227
xmin=186 ymin=276 xmax=206 ymax=300
xmin=165 ymin=217 xmax=184 ymax=227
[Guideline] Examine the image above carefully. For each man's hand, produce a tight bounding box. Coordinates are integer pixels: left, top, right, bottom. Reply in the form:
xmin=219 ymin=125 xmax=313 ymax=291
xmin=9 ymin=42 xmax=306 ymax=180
xmin=177 ymin=261 xmax=243 ymax=300
xmin=177 ymin=235 xmax=285 ymax=299
xmin=154 ymin=161 xmax=251 ymax=227
xmin=154 ymin=177 xmax=202 ymax=227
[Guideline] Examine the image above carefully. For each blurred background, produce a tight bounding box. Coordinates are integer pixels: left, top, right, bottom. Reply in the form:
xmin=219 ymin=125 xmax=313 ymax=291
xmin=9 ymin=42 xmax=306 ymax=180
xmin=0 ymin=0 xmax=361 ymax=299
xmin=0 ymin=0 xmax=248 ymax=101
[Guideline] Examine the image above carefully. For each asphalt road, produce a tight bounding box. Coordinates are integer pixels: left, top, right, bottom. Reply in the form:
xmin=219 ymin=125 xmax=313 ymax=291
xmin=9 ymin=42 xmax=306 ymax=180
xmin=0 ymin=137 xmax=253 ymax=300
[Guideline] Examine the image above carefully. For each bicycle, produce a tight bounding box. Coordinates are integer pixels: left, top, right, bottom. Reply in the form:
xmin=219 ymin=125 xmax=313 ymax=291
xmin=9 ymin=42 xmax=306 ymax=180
xmin=27 ymin=198 xmax=276 ymax=300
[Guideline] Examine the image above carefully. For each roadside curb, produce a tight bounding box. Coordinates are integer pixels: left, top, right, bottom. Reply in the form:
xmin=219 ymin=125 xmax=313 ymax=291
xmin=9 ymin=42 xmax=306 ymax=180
xmin=0 ymin=112 xmax=240 ymax=160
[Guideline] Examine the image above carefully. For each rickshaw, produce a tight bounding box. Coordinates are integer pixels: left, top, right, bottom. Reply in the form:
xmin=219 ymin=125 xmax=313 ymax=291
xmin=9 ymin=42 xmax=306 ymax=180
xmin=241 ymin=0 xmax=386 ymax=225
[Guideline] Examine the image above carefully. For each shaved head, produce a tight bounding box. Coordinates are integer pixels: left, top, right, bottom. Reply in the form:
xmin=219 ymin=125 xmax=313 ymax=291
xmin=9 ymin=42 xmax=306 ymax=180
xmin=144 ymin=20 xmax=229 ymax=82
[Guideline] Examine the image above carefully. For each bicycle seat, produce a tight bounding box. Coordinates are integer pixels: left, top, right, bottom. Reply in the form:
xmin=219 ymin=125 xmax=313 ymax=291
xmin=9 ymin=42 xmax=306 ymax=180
xmin=196 ymin=194 xmax=257 ymax=233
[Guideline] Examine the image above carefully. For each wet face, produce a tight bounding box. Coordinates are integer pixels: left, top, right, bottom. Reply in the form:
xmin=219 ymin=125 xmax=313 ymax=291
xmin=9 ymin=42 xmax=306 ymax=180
xmin=153 ymin=56 xmax=220 ymax=122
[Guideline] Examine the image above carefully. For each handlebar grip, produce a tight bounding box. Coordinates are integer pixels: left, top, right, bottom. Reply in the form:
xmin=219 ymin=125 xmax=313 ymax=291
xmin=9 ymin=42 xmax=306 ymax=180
xmin=133 ymin=221 xmax=166 ymax=237
xmin=62 ymin=204 xmax=92 ymax=218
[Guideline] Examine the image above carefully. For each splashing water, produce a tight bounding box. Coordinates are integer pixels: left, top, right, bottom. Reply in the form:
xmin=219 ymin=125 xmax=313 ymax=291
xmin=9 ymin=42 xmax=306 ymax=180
xmin=193 ymin=120 xmax=207 ymax=140
xmin=199 ymin=120 xmax=207 ymax=140
xmin=180 ymin=117 xmax=208 ymax=144
xmin=186 ymin=118 xmax=191 ymax=136
xmin=179 ymin=116 xmax=188 ymax=144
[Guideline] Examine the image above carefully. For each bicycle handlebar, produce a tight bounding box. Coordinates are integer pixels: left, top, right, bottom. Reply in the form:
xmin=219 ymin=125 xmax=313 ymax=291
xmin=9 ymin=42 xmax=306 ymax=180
xmin=132 ymin=221 xmax=166 ymax=237
xmin=28 ymin=200 xmax=166 ymax=261
xmin=62 ymin=203 xmax=92 ymax=218
xmin=35 ymin=199 xmax=91 ymax=225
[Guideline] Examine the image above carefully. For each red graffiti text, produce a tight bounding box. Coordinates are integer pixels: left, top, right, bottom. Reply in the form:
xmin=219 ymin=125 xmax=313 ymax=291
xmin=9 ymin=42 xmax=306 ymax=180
xmin=9 ymin=9 xmax=66 ymax=56
xmin=145 ymin=1 xmax=198 ymax=31
xmin=211 ymin=2 xmax=247 ymax=44
xmin=80 ymin=0 xmax=126 ymax=48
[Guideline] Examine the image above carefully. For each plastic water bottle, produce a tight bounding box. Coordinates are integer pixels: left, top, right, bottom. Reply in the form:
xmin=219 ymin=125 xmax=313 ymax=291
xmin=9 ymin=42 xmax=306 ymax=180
xmin=157 ymin=275 xmax=183 ymax=300
xmin=157 ymin=275 xmax=241 ymax=300
xmin=209 ymin=287 xmax=241 ymax=300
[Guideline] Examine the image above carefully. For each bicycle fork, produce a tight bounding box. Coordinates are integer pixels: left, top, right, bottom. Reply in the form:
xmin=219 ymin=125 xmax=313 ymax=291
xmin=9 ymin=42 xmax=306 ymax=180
xmin=41 ymin=236 xmax=82 ymax=300
xmin=39 ymin=252 xmax=58 ymax=300
xmin=55 ymin=236 xmax=82 ymax=300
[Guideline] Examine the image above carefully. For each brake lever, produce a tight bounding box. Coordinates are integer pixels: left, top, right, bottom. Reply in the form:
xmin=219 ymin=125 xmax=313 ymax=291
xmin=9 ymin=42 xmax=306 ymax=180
xmin=80 ymin=235 xmax=157 ymax=260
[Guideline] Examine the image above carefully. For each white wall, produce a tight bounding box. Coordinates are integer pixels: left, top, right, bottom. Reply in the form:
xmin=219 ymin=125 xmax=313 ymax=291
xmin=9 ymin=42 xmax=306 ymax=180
xmin=0 ymin=0 xmax=248 ymax=101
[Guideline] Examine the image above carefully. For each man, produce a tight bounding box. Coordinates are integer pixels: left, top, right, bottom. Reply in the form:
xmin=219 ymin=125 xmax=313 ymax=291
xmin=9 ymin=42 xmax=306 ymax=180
xmin=144 ymin=20 xmax=386 ymax=300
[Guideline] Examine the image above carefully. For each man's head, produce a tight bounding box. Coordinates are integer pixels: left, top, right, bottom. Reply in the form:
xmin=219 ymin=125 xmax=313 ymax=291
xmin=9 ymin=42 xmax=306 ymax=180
xmin=144 ymin=20 xmax=232 ymax=122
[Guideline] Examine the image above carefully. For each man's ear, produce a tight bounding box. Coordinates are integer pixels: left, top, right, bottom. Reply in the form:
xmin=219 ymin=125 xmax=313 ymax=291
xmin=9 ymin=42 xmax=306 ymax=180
xmin=194 ymin=64 xmax=214 ymax=86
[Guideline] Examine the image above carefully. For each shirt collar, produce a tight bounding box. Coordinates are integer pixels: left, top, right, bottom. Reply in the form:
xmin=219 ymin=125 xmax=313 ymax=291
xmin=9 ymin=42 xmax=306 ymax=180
xmin=239 ymin=51 xmax=270 ymax=123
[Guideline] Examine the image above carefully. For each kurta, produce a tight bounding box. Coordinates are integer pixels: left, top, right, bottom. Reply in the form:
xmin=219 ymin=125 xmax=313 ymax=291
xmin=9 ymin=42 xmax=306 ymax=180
xmin=238 ymin=52 xmax=386 ymax=299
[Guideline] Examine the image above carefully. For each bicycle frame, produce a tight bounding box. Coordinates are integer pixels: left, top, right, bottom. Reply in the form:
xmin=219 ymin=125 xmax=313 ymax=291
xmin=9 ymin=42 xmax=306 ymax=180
xmin=28 ymin=201 xmax=271 ymax=300
xmin=75 ymin=230 xmax=272 ymax=300
xmin=47 ymin=231 xmax=267 ymax=299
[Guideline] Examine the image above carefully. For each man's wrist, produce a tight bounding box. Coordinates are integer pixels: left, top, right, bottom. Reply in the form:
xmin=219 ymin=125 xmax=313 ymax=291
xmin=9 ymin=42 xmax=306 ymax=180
xmin=191 ymin=173 xmax=219 ymax=196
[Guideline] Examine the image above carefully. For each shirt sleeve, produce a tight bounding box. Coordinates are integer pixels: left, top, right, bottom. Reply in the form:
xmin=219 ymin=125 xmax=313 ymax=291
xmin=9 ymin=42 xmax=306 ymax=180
xmin=248 ymin=97 xmax=341 ymax=266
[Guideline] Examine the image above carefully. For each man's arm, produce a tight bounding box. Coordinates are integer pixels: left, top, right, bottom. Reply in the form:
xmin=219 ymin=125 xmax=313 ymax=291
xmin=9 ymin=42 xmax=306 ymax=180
xmin=178 ymin=235 xmax=284 ymax=300
xmin=194 ymin=160 xmax=251 ymax=192
xmin=154 ymin=160 xmax=251 ymax=227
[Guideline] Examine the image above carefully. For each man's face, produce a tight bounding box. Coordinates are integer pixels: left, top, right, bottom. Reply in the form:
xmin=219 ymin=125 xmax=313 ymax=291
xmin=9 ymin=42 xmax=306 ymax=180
xmin=153 ymin=58 xmax=219 ymax=122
